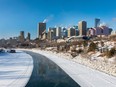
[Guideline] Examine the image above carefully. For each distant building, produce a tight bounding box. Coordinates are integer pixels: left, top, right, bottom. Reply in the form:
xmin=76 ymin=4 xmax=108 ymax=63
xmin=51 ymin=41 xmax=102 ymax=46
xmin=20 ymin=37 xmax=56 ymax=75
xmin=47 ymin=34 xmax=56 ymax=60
xmin=75 ymin=29 xmax=79 ymax=36
xmin=87 ymin=28 xmax=96 ymax=37
xmin=87 ymin=26 xmax=110 ymax=37
xmin=109 ymin=28 xmax=113 ymax=34
xmin=7 ymin=37 xmax=18 ymax=47
xmin=26 ymin=32 xmax=31 ymax=41
xmin=78 ymin=21 xmax=87 ymax=36
xmin=0 ymin=39 xmax=6 ymax=47
xmin=47 ymin=29 xmax=54 ymax=40
xmin=111 ymin=30 xmax=116 ymax=35
xmin=48 ymin=27 xmax=52 ymax=32
xmin=62 ymin=27 xmax=68 ymax=38
xmin=68 ymin=27 xmax=76 ymax=37
xmin=0 ymin=37 xmax=18 ymax=48
xmin=38 ymin=23 xmax=46 ymax=38
xmin=20 ymin=31 xmax=25 ymax=42
xmin=56 ymin=27 xmax=61 ymax=38
xmin=95 ymin=18 xmax=100 ymax=28
xmin=73 ymin=26 xmax=78 ymax=30
xmin=96 ymin=26 xmax=110 ymax=37
xmin=73 ymin=25 xmax=79 ymax=36
xmin=48 ymin=27 xmax=57 ymax=39
xmin=42 ymin=31 xmax=47 ymax=40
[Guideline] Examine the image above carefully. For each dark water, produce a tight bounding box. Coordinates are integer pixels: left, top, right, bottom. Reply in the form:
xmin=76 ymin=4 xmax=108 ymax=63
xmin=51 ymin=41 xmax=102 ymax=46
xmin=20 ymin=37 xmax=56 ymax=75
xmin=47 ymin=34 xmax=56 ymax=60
xmin=25 ymin=51 xmax=80 ymax=87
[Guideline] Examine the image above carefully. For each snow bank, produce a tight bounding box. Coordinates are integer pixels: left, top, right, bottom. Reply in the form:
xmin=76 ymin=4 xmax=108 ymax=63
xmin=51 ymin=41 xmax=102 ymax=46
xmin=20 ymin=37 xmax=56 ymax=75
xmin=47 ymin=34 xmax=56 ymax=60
xmin=28 ymin=49 xmax=116 ymax=87
xmin=0 ymin=50 xmax=33 ymax=87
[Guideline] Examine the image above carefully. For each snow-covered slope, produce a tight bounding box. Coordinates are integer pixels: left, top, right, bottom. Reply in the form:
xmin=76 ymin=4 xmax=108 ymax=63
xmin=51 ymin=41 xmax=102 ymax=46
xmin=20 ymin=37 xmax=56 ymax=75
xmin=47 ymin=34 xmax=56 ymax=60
xmin=0 ymin=50 xmax=33 ymax=87
xmin=30 ymin=49 xmax=116 ymax=87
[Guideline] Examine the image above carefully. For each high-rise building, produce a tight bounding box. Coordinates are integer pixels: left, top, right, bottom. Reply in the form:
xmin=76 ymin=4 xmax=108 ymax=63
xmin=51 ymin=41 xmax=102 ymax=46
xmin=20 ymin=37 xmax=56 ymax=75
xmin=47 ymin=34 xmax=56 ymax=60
xmin=52 ymin=28 xmax=56 ymax=37
xmin=56 ymin=27 xmax=61 ymax=38
xmin=42 ymin=32 xmax=47 ymax=40
xmin=47 ymin=30 xmax=54 ymax=40
xmin=75 ymin=29 xmax=79 ymax=36
xmin=78 ymin=21 xmax=87 ymax=36
xmin=20 ymin=31 xmax=25 ymax=42
xmin=67 ymin=27 xmax=76 ymax=37
xmin=48 ymin=27 xmax=56 ymax=38
xmin=26 ymin=32 xmax=31 ymax=41
xmin=38 ymin=23 xmax=46 ymax=38
xmin=73 ymin=25 xmax=79 ymax=36
xmin=62 ymin=27 xmax=68 ymax=37
xmin=95 ymin=18 xmax=100 ymax=28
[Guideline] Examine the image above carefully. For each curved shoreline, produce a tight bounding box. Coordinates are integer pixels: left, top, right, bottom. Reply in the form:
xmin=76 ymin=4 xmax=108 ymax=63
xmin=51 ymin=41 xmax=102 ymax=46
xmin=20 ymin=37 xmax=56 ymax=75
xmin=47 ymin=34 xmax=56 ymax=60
xmin=24 ymin=52 xmax=34 ymax=87
xmin=28 ymin=49 xmax=116 ymax=87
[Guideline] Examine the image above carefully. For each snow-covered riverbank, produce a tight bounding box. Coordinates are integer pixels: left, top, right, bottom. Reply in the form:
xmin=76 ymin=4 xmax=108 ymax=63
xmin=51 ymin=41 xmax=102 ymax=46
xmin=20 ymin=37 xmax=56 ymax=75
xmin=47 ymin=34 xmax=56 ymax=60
xmin=27 ymin=49 xmax=116 ymax=87
xmin=0 ymin=50 xmax=33 ymax=87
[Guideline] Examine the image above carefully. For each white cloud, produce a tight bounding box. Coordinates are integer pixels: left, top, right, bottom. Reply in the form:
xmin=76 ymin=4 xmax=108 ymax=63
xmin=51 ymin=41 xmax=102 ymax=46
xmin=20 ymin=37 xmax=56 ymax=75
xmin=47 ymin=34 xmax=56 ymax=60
xmin=43 ymin=14 xmax=54 ymax=23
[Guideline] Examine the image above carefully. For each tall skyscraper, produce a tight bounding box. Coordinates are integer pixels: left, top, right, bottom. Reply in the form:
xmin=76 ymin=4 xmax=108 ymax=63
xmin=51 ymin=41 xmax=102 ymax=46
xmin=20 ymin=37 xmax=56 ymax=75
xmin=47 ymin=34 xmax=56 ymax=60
xmin=67 ymin=27 xmax=76 ymax=37
xmin=62 ymin=27 xmax=68 ymax=37
xmin=38 ymin=22 xmax=46 ymax=38
xmin=95 ymin=18 xmax=100 ymax=28
xmin=26 ymin=32 xmax=31 ymax=41
xmin=48 ymin=27 xmax=56 ymax=38
xmin=78 ymin=21 xmax=87 ymax=36
xmin=20 ymin=31 xmax=25 ymax=42
xmin=47 ymin=30 xmax=54 ymax=40
xmin=56 ymin=27 xmax=61 ymax=38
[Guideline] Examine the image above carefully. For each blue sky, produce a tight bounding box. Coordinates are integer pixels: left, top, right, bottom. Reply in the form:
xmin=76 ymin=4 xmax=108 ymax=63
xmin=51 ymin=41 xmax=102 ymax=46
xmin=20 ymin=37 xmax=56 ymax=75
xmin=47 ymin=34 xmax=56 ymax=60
xmin=0 ymin=0 xmax=116 ymax=39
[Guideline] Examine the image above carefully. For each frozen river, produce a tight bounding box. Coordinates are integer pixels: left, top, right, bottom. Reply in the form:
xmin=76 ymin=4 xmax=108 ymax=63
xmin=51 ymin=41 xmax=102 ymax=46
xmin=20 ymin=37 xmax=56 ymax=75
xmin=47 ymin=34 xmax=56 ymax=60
xmin=25 ymin=51 xmax=80 ymax=87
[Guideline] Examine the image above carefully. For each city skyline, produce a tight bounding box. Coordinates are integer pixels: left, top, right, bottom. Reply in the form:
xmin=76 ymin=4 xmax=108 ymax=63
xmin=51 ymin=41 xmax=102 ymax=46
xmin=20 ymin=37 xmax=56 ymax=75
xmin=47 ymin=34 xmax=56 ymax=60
xmin=0 ymin=0 xmax=116 ymax=39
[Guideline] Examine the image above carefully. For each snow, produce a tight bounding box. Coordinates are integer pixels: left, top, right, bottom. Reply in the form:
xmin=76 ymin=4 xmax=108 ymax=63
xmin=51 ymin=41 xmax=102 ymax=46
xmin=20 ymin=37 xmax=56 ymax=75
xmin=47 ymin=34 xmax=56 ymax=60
xmin=27 ymin=49 xmax=116 ymax=87
xmin=89 ymin=52 xmax=108 ymax=62
xmin=108 ymin=57 xmax=116 ymax=64
xmin=0 ymin=50 xmax=33 ymax=87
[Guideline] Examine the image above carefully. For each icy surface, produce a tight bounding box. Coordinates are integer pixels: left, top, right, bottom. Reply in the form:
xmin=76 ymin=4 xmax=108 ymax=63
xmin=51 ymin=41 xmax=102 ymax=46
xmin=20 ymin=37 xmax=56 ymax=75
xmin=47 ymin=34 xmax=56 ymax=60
xmin=0 ymin=50 xmax=33 ymax=87
xmin=29 ymin=49 xmax=116 ymax=87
